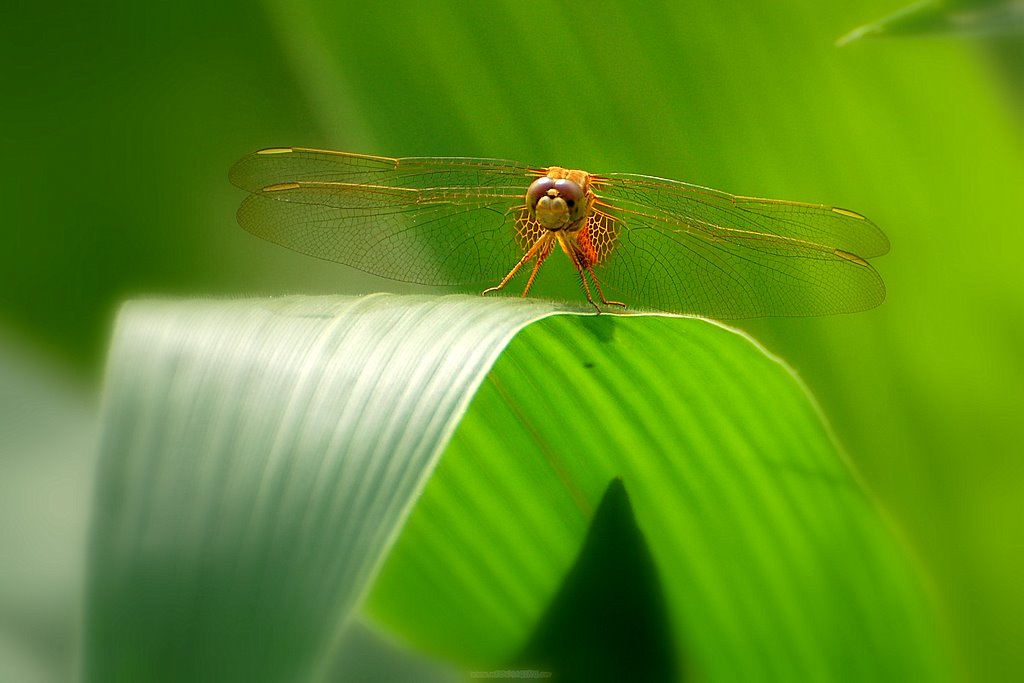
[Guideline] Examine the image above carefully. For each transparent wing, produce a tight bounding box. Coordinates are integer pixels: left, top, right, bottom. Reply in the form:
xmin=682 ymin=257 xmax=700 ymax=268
xmin=230 ymin=150 xmax=888 ymax=317
xmin=229 ymin=148 xmax=539 ymax=285
xmin=593 ymin=174 xmax=888 ymax=317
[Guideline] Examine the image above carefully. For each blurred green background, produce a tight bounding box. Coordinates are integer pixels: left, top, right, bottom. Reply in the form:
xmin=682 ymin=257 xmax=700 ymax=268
xmin=2 ymin=0 xmax=1022 ymax=680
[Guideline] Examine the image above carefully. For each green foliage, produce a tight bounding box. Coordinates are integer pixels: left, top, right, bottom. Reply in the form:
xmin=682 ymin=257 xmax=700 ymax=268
xmin=367 ymin=306 xmax=943 ymax=680
xmin=838 ymin=0 xmax=1024 ymax=44
xmin=83 ymin=295 xmax=555 ymax=681
xmin=84 ymin=296 xmax=943 ymax=680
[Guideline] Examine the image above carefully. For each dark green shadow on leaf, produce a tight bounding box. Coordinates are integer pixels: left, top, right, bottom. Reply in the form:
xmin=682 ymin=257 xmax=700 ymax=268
xmin=515 ymin=478 xmax=682 ymax=682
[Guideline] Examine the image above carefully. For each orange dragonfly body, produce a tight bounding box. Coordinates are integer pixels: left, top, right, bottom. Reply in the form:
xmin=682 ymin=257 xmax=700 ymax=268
xmin=230 ymin=148 xmax=888 ymax=318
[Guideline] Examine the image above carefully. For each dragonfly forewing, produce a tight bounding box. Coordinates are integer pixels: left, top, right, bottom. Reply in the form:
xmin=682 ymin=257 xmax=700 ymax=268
xmin=231 ymin=149 xmax=541 ymax=286
xmin=589 ymin=174 xmax=887 ymax=316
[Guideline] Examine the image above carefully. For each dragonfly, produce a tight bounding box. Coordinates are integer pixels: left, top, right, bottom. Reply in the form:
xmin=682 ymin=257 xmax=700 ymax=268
xmin=230 ymin=147 xmax=888 ymax=318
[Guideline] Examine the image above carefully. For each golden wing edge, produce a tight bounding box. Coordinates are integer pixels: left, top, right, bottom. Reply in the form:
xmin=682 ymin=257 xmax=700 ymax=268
xmin=229 ymin=148 xmax=399 ymax=192
xmin=263 ymin=147 xmax=538 ymax=170
xmin=599 ymin=173 xmax=891 ymax=259
xmin=230 ymin=148 xmax=542 ymax=200
xmin=599 ymin=202 xmax=889 ymax=268
xmin=238 ymin=181 xmax=526 ymax=212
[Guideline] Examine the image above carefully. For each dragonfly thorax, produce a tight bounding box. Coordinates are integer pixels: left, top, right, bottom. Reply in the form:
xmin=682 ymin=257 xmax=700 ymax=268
xmin=526 ymin=170 xmax=589 ymax=231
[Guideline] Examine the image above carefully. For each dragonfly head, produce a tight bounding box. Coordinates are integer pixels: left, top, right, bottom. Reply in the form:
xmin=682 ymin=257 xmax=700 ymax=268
xmin=527 ymin=175 xmax=587 ymax=231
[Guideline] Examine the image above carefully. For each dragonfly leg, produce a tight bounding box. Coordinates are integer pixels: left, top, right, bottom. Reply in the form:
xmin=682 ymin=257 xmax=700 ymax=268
xmin=577 ymin=269 xmax=600 ymax=313
xmin=556 ymin=233 xmax=601 ymax=313
xmin=483 ymin=233 xmax=553 ymax=296
xmin=521 ymin=237 xmax=555 ymax=298
xmin=588 ymin=267 xmax=626 ymax=309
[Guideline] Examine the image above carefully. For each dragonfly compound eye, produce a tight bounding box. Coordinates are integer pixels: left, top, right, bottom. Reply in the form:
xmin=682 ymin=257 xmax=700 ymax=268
xmin=526 ymin=177 xmax=556 ymax=210
xmin=527 ymin=176 xmax=585 ymax=231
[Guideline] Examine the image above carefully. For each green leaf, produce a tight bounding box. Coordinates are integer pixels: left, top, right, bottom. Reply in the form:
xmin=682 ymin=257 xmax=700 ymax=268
xmin=83 ymin=294 xmax=558 ymax=681
xmin=838 ymin=0 xmax=1024 ymax=45
xmin=367 ymin=310 xmax=947 ymax=680
xmin=84 ymin=294 xmax=945 ymax=681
